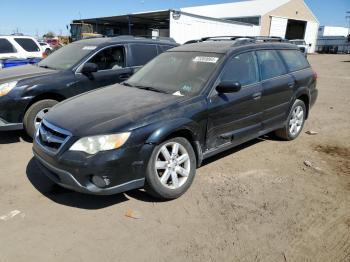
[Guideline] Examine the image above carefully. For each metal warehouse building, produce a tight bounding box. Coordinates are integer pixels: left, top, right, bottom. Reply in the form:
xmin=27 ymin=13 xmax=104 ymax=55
xmin=74 ymin=0 xmax=319 ymax=52
xmin=73 ymin=10 xmax=260 ymax=44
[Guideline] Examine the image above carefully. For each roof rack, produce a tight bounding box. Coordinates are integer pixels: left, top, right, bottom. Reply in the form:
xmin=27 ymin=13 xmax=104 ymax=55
xmin=184 ymin=36 xmax=289 ymax=45
xmin=253 ymin=36 xmax=288 ymax=42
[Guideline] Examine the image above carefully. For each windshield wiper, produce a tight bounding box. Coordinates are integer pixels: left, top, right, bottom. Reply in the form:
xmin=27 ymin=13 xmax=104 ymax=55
xmin=122 ymin=82 xmax=168 ymax=94
xmin=122 ymin=82 xmax=134 ymax=87
xmin=38 ymin=65 xmax=56 ymax=70
xmin=134 ymin=85 xmax=168 ymax=94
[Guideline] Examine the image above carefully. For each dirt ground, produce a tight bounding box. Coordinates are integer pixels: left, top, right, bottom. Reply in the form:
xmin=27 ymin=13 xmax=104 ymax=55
xmin=0 ymin=55 xmax=349 ymax=262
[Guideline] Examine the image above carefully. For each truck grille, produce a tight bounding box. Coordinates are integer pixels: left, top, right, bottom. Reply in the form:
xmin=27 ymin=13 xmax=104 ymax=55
xmin=36 ymin=120 xmax=71 ymax=154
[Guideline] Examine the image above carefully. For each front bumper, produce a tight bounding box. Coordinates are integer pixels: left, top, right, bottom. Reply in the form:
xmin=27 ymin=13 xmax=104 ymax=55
xmin=0 ymin=117 xmax=23 ymax=131
xmin=34 ymin=152 xmax=145 ymax=195
xmin=33 ymin=140 xmax=155 ymax=195
xmin=0 ymin=93 xmax=31 ymax=130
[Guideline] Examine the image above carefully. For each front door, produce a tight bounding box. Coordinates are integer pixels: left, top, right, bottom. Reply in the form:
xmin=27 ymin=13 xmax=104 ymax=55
xmin=206 ymin=51 xmax=263 ymax=151
xmin=75 ymin=45 xmax=133 ymax=93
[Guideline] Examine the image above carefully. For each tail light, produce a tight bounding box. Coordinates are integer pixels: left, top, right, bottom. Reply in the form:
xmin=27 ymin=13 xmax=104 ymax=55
xmin=312 ymin=70 xmax=317 ymax=80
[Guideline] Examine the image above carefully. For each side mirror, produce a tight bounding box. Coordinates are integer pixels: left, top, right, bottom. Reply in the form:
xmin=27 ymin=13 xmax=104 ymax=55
xmin=81 ymin=63 xmax=98 ymax=75
xmin=216 ymin=81 xmax=241 ymax=94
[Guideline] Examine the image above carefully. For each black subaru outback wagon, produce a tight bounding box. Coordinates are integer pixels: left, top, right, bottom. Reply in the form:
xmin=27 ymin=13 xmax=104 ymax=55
xmin=33 ymin=37 xmax=318 ymax=200
xmin=0 ymin=36 xmax=177 ymax=137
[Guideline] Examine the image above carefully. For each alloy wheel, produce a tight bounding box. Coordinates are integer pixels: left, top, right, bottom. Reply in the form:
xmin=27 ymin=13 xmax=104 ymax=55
xmin=155 ymin=142 xmax=191 ymax=189
xmin=289 ymin=105 xmax=304 ymax=136
xmin=34 ymin=108 xmax=50 ymax=130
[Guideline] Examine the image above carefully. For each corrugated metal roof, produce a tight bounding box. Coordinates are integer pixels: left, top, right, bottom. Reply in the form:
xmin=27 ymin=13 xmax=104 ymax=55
xmin=181 ymin=0 xmax=291 ymax=19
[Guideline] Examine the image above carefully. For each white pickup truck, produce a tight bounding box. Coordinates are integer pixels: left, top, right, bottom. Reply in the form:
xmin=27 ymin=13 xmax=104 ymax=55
xmin=289 ymin=39 xmax=310 ymax=57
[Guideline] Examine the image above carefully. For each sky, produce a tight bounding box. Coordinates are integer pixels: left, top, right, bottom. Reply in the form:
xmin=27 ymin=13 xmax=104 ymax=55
xmin=0 ymin=0 xmax=349 ymax=36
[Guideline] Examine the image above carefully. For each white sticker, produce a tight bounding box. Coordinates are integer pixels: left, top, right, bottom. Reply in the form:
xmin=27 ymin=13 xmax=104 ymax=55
xmin=82 ymin=46 xmax=97 ymax=50
xmin=172 ymin=91 xmax=184 ymax=97
xmin=193 ymin=56 xmax=219 ymax=63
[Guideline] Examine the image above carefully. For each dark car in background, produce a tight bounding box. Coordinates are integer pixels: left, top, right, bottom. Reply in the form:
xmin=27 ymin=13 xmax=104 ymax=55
xmin=0 ymin=36 xmax=178 ymax=137
xmin=33 ymin=37 xmax=318 ymax=200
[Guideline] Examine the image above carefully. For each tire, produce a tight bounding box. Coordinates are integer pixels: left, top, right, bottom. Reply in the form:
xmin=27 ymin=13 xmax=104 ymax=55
xmin=45 ymin=48 xmax=52 ymax=55
xmin=145 ymin=137 xmax=196 ymax=200
xmin=275 ymin=99 xmax=306 ymax=141
xmin=23 ymin=99 xmax=58 ymax=138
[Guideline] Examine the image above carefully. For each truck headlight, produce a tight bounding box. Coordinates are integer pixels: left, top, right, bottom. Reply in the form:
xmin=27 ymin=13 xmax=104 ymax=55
xmin=0 ymin=81 xmax=17 ymax=97
xmin=69 ymin=133 xmax=131 ymax=155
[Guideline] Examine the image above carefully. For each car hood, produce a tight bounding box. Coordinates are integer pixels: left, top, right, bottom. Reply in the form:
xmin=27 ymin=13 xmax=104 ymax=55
xmin=45 ymin=84 xmax=185 ymax=136
xmin=0 ymin=64 xmax=57 ymax=84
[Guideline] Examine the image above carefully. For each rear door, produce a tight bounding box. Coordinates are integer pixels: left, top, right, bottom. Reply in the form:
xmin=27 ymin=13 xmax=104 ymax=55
xmin=128 ymin=43 xmax=159 ymax=69
xmin=256 ymin=49 xmax=294 ymax=130
xmin=206 ymin=51 xmax=263 ymax=150
xmin=0 ymin=38 xmax=18 ymax=59
xmin=13 ymin=37 xmax=42 ymax=58
xmin=278 ymin=49 xmax=313 ymax=102
xmin=75 ymin=45 xmax=133 ymax=93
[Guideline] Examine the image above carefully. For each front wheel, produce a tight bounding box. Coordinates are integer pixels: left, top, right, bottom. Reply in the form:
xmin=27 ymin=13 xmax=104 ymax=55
xmin=145 ymin=137 xmax=196 ymax=200
xmin=23 ymin=99 xmax=58 ymax=138
xmin=275 ymin=99 xmax=306 ymax=140
xmin=45 ymin=48 xmax=52 ymax=55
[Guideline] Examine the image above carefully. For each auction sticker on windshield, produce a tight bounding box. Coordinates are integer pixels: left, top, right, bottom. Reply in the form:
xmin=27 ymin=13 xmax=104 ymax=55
xmin=193 ymin=56 xmax=219 ymax=63
xmin=82 ymin=46 xmax=97 ymax=50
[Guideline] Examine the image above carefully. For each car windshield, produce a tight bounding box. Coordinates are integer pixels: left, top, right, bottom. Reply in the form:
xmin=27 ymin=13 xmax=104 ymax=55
xmin=38 ymin=43 xmax=96 ymax=70
xmin=125 ymin=52 xmax=223 ymax=96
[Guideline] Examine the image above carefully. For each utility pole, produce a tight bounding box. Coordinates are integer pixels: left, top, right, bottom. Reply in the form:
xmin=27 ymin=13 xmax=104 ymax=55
xmin=347 ymin=11 xmax=350 ymax=36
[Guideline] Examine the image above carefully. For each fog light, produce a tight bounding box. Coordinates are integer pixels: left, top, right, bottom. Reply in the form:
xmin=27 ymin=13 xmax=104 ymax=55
xmin=91 ymin=176 xmax=111 ymax=188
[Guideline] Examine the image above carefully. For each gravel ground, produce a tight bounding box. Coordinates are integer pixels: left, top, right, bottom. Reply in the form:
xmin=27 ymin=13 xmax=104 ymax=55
xmin=0 ymin=54 xmax=349 ymax=262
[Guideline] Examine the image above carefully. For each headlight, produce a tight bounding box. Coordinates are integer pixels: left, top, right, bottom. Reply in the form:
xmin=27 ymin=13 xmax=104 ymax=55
xmin=0 ymin=81 xmax=17 ymax=97
xmin=70 ymin=133 xmax=131 ymax=155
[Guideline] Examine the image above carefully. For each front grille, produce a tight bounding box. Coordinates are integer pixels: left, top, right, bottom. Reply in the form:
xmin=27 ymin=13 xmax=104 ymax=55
xmin=37 ymin=120 xmax=71 ymax=154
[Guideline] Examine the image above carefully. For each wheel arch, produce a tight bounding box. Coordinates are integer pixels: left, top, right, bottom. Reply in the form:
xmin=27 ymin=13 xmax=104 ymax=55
xmin=146 ymin=118 xmax=204 ymax=167
xmin=292 ymin=86 xmax=310 ymax=120
xmin=296 ymin=93 xmax=310 ymax=119
xmin=24 ymin=92 xmax=66 ymax=115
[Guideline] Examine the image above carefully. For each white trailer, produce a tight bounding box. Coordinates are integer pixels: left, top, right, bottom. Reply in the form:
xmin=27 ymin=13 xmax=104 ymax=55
xmin=169 ymin=10 xmax=260 ymax=44
xmin=319 ymin=26 xmax=349 ymax=37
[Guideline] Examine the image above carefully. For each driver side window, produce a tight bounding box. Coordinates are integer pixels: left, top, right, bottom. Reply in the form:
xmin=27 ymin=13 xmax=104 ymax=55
xmin=88 ymin=46 xmax=125 ymax=71
xmin=221 ymin=52 xmax=259 ymax=87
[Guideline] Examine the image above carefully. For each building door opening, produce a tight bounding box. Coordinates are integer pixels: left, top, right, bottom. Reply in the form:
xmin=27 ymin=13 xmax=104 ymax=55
xmin=285 ymin=19 xmax=307 ymax=40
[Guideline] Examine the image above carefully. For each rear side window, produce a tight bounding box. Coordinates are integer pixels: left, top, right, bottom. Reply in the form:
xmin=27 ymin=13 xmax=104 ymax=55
xmin=256 ymin=50 xmax=287 ymax=80
xmin=0 ymin=39 xmax=16 ymax=54
xmin=279 ymin=50 xmax=310 ymax=72
xmin=14 ymin=38 xmax=40 ymax=52
xmin=130 ymin=44 xmax=158 ymax=66
xmin=221 ymin=52 xmax=259 ymax=86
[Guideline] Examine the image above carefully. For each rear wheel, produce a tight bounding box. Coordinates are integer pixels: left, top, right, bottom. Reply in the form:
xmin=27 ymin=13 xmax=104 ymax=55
xmin=275 ymin=99 xmax=306 ymax=140
xmin=23 ymin=99 xmax=58 ymax=138
xmin=145 ymin=137 xmax=196 ymax=200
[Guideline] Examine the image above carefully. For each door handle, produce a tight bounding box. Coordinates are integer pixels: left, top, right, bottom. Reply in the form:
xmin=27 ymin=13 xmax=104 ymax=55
xmin=252 ymin=92 xmax=262 ymax=100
